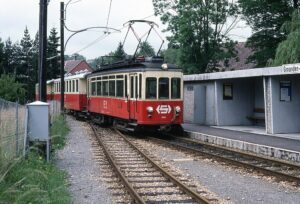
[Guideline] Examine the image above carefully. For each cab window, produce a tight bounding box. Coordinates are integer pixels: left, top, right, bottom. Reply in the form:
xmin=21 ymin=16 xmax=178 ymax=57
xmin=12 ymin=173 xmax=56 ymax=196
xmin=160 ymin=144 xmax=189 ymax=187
xmin=159 ymin=78 xmax=169 ymax=99
xmin=171 ymin=78 xmax=181 ymax=99
xmin=146 ymin=77 xmax=157 ymax=99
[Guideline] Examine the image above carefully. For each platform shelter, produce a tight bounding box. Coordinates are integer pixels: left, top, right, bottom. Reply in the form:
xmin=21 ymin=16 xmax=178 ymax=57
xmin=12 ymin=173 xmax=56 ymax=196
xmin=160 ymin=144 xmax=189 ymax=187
xmin=184 ymin=64 xmax=300 ymax=134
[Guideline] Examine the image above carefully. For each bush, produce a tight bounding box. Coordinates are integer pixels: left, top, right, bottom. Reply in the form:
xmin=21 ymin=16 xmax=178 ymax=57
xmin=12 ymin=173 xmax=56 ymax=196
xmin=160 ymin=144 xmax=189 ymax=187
xmin=0 ymin=153 xmax=71 ymax=204
xmin=0 ymin=115 xmax=71 ymax=204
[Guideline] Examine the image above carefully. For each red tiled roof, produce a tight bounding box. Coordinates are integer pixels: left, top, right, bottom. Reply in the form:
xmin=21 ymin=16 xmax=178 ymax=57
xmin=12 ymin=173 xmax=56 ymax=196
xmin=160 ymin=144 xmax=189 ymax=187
xmin=64 ymin=60 xmax=82 ymax=73
xmin=64 ymin=60 xmax=93 ymax=75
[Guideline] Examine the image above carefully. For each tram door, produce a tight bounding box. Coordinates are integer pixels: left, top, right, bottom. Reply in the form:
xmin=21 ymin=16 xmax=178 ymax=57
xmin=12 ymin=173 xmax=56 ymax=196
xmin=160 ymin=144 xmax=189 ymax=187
xmin=129 ymin=74 xmax=138 ymax=119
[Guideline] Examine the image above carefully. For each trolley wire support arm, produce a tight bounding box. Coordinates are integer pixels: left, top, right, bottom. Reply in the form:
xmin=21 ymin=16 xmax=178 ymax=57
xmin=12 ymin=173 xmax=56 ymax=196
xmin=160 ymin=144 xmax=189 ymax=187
xmin=122 ymin=20 xmax=165 ymax=60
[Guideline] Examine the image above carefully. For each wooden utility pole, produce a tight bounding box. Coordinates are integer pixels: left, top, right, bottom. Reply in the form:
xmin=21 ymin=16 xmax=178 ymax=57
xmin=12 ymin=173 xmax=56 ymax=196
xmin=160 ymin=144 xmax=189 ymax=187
xmin=60 ymin=2 xmax=65 ymax=112
xmin=38 ymin=0 xmax=48 ymax=102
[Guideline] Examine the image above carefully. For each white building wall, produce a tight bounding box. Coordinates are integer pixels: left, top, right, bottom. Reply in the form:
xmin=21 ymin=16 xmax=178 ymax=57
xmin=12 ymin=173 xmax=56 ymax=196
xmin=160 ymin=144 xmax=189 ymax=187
xmin=216 ymin=79 xmax=254 ymax=126
xmin=183 ymin=82 xmax=215 ymax=125
xmin=270 ymin=76 xmax=300 ymax=133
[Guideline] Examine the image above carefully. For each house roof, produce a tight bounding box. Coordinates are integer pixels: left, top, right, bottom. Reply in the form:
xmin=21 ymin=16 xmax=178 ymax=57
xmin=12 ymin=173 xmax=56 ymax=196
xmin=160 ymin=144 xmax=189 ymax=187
xmin=64 ymin=60 xmax=83 ymax=73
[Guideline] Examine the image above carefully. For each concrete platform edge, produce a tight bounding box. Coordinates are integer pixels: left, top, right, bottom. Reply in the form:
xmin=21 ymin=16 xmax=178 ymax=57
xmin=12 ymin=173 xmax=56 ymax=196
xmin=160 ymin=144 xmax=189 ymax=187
xmin=185 ymin=130 xmax=300 ymax=163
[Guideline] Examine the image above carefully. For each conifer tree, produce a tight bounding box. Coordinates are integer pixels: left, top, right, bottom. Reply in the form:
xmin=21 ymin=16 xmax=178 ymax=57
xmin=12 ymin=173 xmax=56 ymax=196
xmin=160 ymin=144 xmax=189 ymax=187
xmin=113 ymin=42 xmax=126 ymax=60
xmin=3 ymin=38 xmax=14 ymax=74
xmin=137 ymin=42 xmax=155 ymax=57
xmin=0 ymin=38 xmax=4 ymax=75
xmin=47 ymin=28 xmax=60 ymax=79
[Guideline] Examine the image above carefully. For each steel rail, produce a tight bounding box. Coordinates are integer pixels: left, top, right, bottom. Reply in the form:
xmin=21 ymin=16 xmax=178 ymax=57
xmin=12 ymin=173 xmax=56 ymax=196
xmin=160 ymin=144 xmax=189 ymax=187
xmin=150 ymin=135 xmax=300 ymax=184
xmin=115 ymin=129 xmax=212 ymax=204
xmin=90 ymin=125 xmax=146 ymax=204
xmin=173 ymin=135 xmax=300 ymax=170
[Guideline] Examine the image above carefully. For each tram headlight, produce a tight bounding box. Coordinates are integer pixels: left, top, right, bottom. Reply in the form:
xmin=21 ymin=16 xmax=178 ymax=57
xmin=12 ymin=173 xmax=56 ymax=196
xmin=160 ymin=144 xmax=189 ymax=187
xmin=175 ymin=106 xmax=181 ymax=113
xmin=161 ymin=63 xmax=168 ymax=70
xmin=146 ymin=106 xmax=154 ymax=113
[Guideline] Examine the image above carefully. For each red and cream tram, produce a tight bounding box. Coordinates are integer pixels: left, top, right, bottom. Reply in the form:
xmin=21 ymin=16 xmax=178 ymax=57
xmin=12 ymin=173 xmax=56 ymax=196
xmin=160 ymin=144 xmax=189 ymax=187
xmin=87 ymin=57 xmax=183 ymax=131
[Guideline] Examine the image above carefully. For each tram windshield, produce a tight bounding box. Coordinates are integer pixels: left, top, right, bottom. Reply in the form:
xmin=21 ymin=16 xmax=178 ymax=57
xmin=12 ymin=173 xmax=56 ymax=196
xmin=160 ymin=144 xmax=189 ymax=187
xmin=146 ymin=78 xmax=157 ymax=99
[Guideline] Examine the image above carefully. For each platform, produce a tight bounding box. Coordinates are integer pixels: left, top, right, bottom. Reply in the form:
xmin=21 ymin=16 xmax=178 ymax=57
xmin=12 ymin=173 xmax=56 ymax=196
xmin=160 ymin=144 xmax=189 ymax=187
xmin=182 ymin=123 xmax=300 ymax=162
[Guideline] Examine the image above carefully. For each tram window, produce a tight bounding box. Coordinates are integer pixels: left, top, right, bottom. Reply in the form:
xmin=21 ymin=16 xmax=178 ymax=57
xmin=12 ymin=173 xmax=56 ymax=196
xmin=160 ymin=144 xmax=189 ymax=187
xmin=135 ymin=76 xmax=138 ymax=98
xmin=159 ymin=78 xmax=169 ymax=99
xmin=125 ymin=75 xmax=128 ymax=97
xmin=66 ymin=81 xmax=68 ymax=93
xmin=76 ymin=80 xmax=78 ymax=92
xmin=72 ymin=80 xmax=75 ymax=92
xmin=139 ymin=74 xmax=142 ymax=99
xmin=109 ymin=80 xmax=116 ymax=96
xmin=109 ymin=75 xmax=115 ymax=79
xmin=91 ymin=82 xmax=96 ymax=96
xmin=116 ymin=80 xmax=124 ymax=97
xmin=171 ymin=78 xmax=181 ymax=99
xmin=103 ymin=81 xmax=108 ymax=96
xmin=117 ymin=75 xmax=124 ymax=79
xmin=146 ymin=78 xmax=157 ymax=99
xmin=97 ymin=81 xmax=102 ymax=96
xmin=103 ymin=76 xmax=108 ymax=80
xmin=130 ymin=76 xmax=134 ymax=98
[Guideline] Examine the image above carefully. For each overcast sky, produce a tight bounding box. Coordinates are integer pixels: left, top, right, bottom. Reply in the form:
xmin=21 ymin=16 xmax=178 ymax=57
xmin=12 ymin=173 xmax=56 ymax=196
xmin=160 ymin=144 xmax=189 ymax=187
xmin=0 ymin=0 xmax=252 ymax=59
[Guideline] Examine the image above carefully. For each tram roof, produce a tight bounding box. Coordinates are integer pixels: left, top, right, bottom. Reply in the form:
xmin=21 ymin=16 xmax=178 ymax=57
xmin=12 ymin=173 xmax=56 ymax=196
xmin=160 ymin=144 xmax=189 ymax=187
xmin=89 ymin=57 xmax=182 ymax=77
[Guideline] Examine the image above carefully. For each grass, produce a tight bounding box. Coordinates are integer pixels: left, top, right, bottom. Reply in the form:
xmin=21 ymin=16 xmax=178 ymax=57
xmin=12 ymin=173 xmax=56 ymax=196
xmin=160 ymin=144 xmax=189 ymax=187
xmin=50 ymin=115 xmax=70 ymax=151
xmin=0 ymin=115 xmax=71 ymax=204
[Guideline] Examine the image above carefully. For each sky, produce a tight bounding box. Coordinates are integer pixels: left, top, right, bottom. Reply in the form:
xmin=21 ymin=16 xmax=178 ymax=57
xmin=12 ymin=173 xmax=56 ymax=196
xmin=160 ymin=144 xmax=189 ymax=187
xmin=0 ymin=0 xmax=252 ymax=59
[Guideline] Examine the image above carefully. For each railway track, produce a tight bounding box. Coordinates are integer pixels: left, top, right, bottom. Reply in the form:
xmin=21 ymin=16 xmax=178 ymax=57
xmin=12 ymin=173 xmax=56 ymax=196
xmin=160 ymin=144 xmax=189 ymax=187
xmin=90 ymin=124 xmax=215 ymax=204
xmin=149 ymin=134 xmax=300 ymax=185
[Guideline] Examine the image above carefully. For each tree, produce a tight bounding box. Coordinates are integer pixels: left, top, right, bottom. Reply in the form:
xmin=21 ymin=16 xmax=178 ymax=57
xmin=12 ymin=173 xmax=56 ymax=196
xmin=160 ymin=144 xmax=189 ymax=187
xmin=47 ymin=28 xmax=60 ymax=79
xmin=19 ymin=27 xmax=33 ymax=81
xmin=271 ymin=11 xmax=300 ymax=66
xmin=3 ymin=38 xmax=14 ymax=74
xmin=19 ymin=27 xmax=35 ymax=101
xmin=153 ymin=0 xmax=239 ymax=73
xmin=161 ymin=48 xmax=181 ymax=65
xmin=137 ymin=42 xmax=155 ymax=57
xmin=0 ymin=38 xmax=4 ymax=75
xmin=113 ymin=42 xmax=126 ymax=60
xmin=0 ymin=74 xmax=26 ymax=103
xmin=238 ymin=0 xmax=299 ymax=67
xmin=65 ymin=53 xmax=86 ymax=61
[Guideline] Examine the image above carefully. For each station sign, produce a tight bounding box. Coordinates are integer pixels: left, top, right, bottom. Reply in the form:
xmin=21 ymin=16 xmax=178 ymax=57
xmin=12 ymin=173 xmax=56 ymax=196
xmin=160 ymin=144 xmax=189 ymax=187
xmin=282 ymin=64 xmax=300 ymax=74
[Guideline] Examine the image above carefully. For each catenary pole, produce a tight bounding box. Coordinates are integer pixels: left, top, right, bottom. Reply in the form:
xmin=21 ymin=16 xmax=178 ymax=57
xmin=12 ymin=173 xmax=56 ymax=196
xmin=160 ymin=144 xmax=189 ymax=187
xmin=38 ymin=0 xmax=48 ymax=102
xmin=60 ymin=2 xmax=65 ymax=113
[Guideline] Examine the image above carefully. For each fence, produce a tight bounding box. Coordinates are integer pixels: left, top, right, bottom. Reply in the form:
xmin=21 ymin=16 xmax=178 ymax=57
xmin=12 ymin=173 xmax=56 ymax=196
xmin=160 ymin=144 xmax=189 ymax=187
xmin=49 ymin=100 xmax=61 ymax=123
xmin=0 ymin=99 xmax=61 ymax=170
xmin=0 ymin=98 xmax=26 ymax=170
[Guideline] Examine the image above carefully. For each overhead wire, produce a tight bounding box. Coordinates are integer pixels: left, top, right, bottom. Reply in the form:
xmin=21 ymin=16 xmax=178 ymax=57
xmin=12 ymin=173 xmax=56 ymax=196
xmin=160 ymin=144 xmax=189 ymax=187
xmin=105 ymin=0 xmax=113 ymax=33
xmin=70 ymin=2 xmax=168 ymax=56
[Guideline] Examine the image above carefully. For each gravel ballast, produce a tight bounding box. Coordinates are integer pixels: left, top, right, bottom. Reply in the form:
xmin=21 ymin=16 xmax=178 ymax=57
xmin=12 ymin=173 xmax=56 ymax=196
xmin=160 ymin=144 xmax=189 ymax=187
xmin=136 ymin=139 xmax=300 ymax=204
xmin=56 ymin=117 xmax=112 ymax=204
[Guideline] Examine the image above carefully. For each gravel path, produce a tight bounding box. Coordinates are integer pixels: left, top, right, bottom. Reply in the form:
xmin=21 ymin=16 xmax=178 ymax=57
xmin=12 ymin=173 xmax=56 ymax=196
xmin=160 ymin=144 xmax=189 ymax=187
xmin=137 ymin=139 xmax=300 ymax=204
xmin=55 ymin=117 xmax=112 ymax=204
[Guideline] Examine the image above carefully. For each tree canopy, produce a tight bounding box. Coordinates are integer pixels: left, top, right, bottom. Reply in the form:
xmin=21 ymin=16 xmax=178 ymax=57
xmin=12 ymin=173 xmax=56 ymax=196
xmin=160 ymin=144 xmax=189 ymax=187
xmin=153 ymin=0 xmax=239 ymax=73
xmin=0 ymin=27 xmax=61 ymax=102
xmin=271 ymin=10 xmax=300 ymax=66
xmin=47 ymin=28 xmax=60 ymax=79
xmin=0 ymin=74 xmax=26 ymax=103
xmin=137 ymin=42 xmax=156 ymax=57
xmin=238 ymin=0 xmax=299 ymax=67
